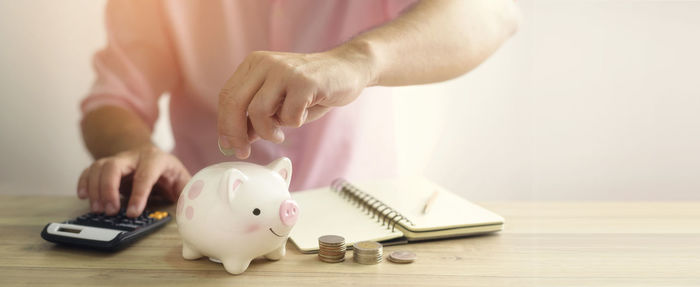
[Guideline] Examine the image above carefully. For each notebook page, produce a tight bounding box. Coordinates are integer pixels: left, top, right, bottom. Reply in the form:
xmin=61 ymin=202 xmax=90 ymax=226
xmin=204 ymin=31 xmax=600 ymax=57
xmin=352 ymin=177 xmax=504 ymax=232
xmin=289 ymin=187 xmax=403 ymax=253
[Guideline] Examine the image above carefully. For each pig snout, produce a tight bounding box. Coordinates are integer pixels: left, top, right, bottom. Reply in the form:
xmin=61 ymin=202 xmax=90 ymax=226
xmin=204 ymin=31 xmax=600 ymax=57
xmin=279 ymin=199 xmax=299 ymax=227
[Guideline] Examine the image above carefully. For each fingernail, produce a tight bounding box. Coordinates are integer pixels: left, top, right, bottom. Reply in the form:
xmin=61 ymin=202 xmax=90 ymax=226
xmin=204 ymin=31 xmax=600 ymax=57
xmin=219 ymin=135 xmax=233 ymax=148
xmin=78 ymin=187 xmax=87 ymax=198
xmin=218 ymin=137 xmax=235 ymax=156
xmin=91 ymin=201 xmax=101 ymax=213
xmin=127 ymin=205 xmax=138 ymax=217
xmin=105 ymin=202 xmax=117 ymax=214
xmin=274 ymin=128 xmax=285 ymax=142
xmin=235 ymin=149 xmax=248 ymax=159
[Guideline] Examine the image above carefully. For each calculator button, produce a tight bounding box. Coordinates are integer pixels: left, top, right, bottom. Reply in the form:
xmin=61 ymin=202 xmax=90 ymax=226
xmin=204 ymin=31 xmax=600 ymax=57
xmin=148 ymin=211 xmax=168 ymax=220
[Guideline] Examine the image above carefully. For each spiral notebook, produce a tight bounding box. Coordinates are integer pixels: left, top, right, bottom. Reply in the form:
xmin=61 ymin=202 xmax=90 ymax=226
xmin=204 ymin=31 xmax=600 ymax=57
xmin=289 ymin=177 xmax=504 ymax=253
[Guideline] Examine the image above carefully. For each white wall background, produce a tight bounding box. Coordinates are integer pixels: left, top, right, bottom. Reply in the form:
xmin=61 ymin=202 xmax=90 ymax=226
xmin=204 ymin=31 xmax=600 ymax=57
xmin=1 ymin=0 xmax=699 ymax=200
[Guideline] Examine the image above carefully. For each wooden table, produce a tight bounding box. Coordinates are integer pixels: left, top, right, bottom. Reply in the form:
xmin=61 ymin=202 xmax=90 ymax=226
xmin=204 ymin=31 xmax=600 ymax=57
xmin=1 ymin=195 xmax=698 ymax=286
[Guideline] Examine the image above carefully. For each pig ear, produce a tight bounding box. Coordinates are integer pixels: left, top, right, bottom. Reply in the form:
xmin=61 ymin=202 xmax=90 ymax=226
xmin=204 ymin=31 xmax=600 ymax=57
xmin=219 ymin=168 xmax=248 ymax=206
xmin=266 ymin=157 xmax=292 ymax=188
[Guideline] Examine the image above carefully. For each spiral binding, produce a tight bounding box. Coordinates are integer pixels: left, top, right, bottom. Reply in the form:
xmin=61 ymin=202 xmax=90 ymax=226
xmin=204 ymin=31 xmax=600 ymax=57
xmin=331 ymin=179 xmax=415 ymax=232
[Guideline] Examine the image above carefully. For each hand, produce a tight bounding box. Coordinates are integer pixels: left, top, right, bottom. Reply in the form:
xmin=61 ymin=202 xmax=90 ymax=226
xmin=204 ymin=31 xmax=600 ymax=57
xmin=217 ymin=44 xmax=376 ymax=159
xmin=76 ymin=144 xmax=191 ymax=217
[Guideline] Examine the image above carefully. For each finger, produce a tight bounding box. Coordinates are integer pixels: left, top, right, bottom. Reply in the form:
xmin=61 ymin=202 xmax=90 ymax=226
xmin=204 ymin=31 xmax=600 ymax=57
xmin=165 ymin=163 xmax=192 ymax=202
xmin=304 ymin=105 xmax=332 ymax=123
xmin=278 ymin=85 xmax=314 ymax=127
xmin=248 ymin=79 xmax=285 ymax=143
xmin=217 ymin=56 xmax=269 ymax=159
xmin=171 ymin=170 xmax=191 ymax=202
xmin=247 ymin=117 xmax=260 ymax=143
xmin=87 ymin=161 xmax=104 ymax=213
xmin=127 ymin=152 xmax=166 ymax=217
xmin=77 ymin=168 xmax=89 ymax=199
xmin=100 ymin=158 xmax=135 ymax=215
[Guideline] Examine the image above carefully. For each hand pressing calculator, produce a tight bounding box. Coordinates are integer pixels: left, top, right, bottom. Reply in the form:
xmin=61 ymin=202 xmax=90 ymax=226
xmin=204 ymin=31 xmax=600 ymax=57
xmin=41 ymin=209 xmax=171 ymax=251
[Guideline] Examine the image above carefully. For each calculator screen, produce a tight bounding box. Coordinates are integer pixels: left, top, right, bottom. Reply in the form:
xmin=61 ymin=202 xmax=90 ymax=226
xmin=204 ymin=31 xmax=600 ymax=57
xmin=58 ymin=227 xmax=82 ymax=234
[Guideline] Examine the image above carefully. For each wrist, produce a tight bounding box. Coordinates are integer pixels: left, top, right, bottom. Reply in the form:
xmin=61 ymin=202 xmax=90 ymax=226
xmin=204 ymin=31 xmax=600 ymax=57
xmin=330 ymin=38 xmax=384 ymax=87
xmin=81 ymin=106 xmax=154 ymax=159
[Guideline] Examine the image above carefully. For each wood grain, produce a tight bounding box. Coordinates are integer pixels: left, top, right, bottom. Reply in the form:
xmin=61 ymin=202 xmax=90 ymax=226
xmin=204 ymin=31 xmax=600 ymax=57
xmin=0 ymin=195 xmax=698 ymax=286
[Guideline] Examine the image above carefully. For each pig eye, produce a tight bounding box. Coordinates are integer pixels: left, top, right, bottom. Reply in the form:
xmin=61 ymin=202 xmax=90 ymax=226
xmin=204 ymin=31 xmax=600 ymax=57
xmin=252 ymin=208 xmax=261 ymax=216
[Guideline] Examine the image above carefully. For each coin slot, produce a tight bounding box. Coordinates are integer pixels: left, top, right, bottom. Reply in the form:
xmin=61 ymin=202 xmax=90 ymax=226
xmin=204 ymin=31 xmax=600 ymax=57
xmin=58 ymin=226 xmax=82 ymax=234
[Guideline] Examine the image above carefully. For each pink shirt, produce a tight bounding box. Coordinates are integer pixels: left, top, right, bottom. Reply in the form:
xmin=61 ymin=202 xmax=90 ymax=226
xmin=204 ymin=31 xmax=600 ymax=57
xmin=82 ymin=0 xmax=416 ymax=191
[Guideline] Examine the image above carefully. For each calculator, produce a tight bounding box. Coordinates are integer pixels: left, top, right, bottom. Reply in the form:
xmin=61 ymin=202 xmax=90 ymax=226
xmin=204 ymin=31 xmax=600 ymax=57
xmin=40 ymin=209 xmax=171 ymax=251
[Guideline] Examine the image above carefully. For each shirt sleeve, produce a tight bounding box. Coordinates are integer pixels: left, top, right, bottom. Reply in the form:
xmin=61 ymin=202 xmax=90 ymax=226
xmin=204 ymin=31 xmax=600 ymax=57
xmin=384 ymin=0 xmax=419 ymax=19
xmin=81 ymin=0 xmax=179 ymax=130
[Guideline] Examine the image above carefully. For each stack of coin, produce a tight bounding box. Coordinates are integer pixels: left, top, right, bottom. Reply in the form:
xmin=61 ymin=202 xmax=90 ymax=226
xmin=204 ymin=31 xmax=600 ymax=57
xmin=387 ymin=250 xmax=416 ymax=264
xmin=353 ymin=241 xmax=383 ymax=265
xmin=318 ymin=235 xmax=346 ymax=263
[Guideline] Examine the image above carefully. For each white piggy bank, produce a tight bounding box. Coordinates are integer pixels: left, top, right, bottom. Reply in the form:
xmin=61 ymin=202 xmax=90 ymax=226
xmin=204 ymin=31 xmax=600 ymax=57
xmin=176 ymin=157 xmax=300 ymax=275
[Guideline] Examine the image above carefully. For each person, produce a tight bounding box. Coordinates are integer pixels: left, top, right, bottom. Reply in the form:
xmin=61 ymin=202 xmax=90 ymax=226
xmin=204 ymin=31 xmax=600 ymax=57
xmin=77 ymin=0 xmax=520 ymax=218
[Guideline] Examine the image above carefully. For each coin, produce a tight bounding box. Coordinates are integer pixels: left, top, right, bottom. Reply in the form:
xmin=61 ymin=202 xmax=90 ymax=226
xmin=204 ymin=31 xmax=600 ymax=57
xmin=353 ymin=254 xmax=383 ymax=264
xmin=318 ymin=235 xmax=346 ymax=263
xmin=319 ymin=257 xmax=345 ymax=263
xmin=388 ymin=250 xmax=416 ymax=264
xmin=354 ymin=241 xmax=382 ymax=251
xmin=353 ymin=241 xmax=383 ymax=265
xmin=319 ymin=235 xmax=345 ymax=245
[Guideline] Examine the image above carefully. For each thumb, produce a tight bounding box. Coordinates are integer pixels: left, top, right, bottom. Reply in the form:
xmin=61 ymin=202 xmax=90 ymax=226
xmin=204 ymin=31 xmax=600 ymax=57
xmin=304 ymin=106 xmax=332 ymax=124
xmin=171 ymin=166 xmax=192 ymax=201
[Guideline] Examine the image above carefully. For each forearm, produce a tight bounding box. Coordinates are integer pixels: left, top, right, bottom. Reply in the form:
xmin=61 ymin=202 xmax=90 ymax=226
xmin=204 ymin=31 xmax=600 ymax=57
xmin=336 ymin=0 xmax=520 ymax=86
xmin=81 ymin=106 xmax=153 ymax=159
